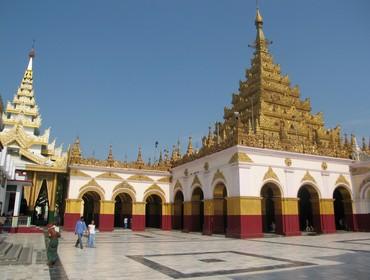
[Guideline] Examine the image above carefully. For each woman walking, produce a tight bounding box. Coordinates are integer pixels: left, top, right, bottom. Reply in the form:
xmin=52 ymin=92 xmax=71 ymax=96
xmin=87 ymin=220 xmax=96 ymax=248
xmin=47 ymin=224 xmax=61 ymax=266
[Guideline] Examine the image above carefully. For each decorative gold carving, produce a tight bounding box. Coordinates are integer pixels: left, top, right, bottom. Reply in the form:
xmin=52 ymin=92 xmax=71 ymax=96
xmin=335 ymin=174 xmax=350 ymax=186
xmin=127 ymin=174 xmax=154 ymax=182
xmin=263 ymin=167 xmax=279 ymax=182
xmin=96 ymin=172 xmax=122 ymax=180
xmin=144 ymin=184 xmax=166 ymax=198
xmin=212 ymin=169 xmax=226 ymax=184
xmin=321 ymin=162 xmax=328 ymax=170
xmin=228 ymin=152 xmax=253 ymax=164
xmin=174 ymin=180 xmax=182 ymax=190
xmin=191 ymin=175 xmax=202 ymax=187
xmin=113 ymin=181 xmax=136 ymax=194
xmin=301 ymin=171 xmax=316 ymax=184
xmin=184 ymin=169 xmax=189 ymax=177
xmin=285 ymin=158 xmax=292 ymax=167
xmin=157 ymin=176 xmax=171 ymax=183
xmin=70 ymin=169 xmax=90 ymax=178
xmin=80 ymin=179 xmax=103 ymax=189
xmin=204 ymin=162 xmax=209 ymax=171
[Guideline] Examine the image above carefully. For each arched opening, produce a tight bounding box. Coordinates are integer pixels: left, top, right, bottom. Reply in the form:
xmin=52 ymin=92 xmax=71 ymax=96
xmin=33 ymin=180 xmax=49 ymax=226
xmin=298 ymin=185 xmax=321 ymax=232
xmin=213 ymin=183 xmax=227 ymax=234
xmin=82 ymin=191 xmax=101 ymax=227
xmin=114 ymin=193 xmax=133 ymax=228
xmin=145 ymin=194 xmax=162 ymax=228
xmin=173 ymin=191 xmax=184 ymax=230
xmin=333 ymin=186 xmax=354 ymax=231
xmin=191 ymin=187 xmax=204 ymax=232
xmin=261 ymin=183 xmax=282 ymax=234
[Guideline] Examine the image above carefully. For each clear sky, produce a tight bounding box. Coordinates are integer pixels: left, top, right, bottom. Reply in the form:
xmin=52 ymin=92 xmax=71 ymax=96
xmin=0 ymin=0 xmax=369 ymax=162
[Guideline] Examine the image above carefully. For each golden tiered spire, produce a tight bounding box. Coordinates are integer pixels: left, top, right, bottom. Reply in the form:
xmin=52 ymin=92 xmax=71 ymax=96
xmin=136 ymin=146 xmax=144 ymax=167
xmin=2 ymin=48 xmax=41 ymax=132
xmin=186 ymin=136 xmax=193 ymax=156
xmin=173 ymin=8 xmax=356 ymax=166
xmin=107 ymin=145 xmax=114 ymax=166
xmin=69 ymin=137 xmax=82 ymax=164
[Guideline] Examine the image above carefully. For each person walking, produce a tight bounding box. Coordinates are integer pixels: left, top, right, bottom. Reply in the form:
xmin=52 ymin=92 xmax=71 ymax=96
xmin=87 ymin=220 xmax=96 ymax=248
xmin=74 ymin=216 xmax=87 ymax=249
xmin=47 ymin=224 xmax=61 ymax=266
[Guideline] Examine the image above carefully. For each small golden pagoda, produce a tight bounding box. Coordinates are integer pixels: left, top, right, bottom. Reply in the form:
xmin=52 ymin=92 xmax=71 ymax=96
xmin=0 ymin=49 xmax=67 ymax=224
xmin=175 ymin=9 xmax=368 ymax=166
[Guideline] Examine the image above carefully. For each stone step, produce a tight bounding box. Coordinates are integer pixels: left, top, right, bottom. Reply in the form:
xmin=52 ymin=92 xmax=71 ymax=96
xmin=2 ymin=244 xmax=22 ymax=261
xmin=18 ymin=247 xmax=33 ymax=265
xmin=0 ymin=242 xmax=12 ymax=257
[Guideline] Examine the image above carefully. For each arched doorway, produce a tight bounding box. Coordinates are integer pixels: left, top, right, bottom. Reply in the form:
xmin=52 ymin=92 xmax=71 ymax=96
xmin=191 ymin=187 xmax=204 ymax=232
xmin=173 ymin=191 xmax=184 ymax=230
xmin=213 ymin=183 xmax=227 ymax=234
xmin=333 ymin=187 xmax=354 ymax=231
xmin=114 ymin=193 xmax=133 ymax=228
xmin=298 ymin=185 xmax=321 ymax=232
xmin=261 ymin=183 xmax=282 ymax=234
xmin=33 ymin=180 xmax=49 ymax=226
xmin=82 ymin=191 xmax=101 ymax=227
xmin=145 ymin=194 xmax=162 ymax=228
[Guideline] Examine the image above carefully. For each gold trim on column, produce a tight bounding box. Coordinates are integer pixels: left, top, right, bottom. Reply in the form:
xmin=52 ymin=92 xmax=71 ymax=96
xmin=183 ymin=201 xmax=192 ymax=216
xmin=132 ymin=202 xmax=145 ymax=215
xmin=100 ymin=200 xmax=115 ymax=215
xmin=281 ymin=198 xmax=299 ymax=215
xmin=65 ymin=199 xmax=83 ymax=214
xmin=227 ymin=196 xmax=261 ymax=215
xmin=204 ymin=199 xmax=214 ymax=216
xmin=162 ymin=203 xmax=172 ymax=216
xmin=320 ymin=199 xmax=334 ymax=215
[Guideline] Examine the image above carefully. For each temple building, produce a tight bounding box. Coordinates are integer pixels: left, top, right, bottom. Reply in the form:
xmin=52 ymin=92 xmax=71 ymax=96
xmin=0 ymin=49 xmax=67 ymax=230
xmin=1 ymin=9 xmax=370 ymax=236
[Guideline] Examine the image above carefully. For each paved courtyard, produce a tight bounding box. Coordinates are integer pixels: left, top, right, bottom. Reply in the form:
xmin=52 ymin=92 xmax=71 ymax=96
xmin=1 ymin=229 xmax=370 ymax=279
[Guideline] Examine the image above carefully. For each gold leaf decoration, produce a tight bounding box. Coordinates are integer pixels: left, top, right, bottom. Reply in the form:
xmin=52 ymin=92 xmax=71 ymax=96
xmin=212 ymin=169 xmax=226 ymax=184
xmin=144 ymin=184 xmax=165 ymax=196
xmin=174 ymin=180 xmax=182 ymax=190
xmin=70 ymin=169 xmax=91 ymax=178
xmin=228 ymin=152 xmax=253 ymax=164
xmin=80 ymin=179 xmax=102 ymax=189
xmin=191 ymin=175 xmax=202 ymax=187
xmin=113 ymin=181 xmax=136 ymax=194
xmin=301 ymin=171 xmax=316 ymax=184
xmin=321 ymin=162 xmax=328 ymax=170
xmin=157 ymin=176 xmax=171 ymax=183
xmin=96 ymin=172 xmax=122 ymax=180
xmin=284 ymin=158 xmax=292 ymax=167
xmin=335 ymin=174 xmax=350 ymax=186
xmin=127 ymin=174 xmax=154 ymax=182
xmin=263 ymin=167 xmax=280 ymax=182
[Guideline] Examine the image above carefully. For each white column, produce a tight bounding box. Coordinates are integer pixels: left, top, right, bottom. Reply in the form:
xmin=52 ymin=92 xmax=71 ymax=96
xmin=13 ymin=184 xmax=23 ymax=216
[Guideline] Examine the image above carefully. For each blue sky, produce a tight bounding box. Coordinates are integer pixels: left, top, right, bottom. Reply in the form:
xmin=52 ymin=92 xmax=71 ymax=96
xmin=0 ymin=0 xmax=369 ymax=161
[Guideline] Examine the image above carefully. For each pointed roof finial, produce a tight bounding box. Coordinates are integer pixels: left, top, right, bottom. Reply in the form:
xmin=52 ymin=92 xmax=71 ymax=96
xmin=136 ymin=145 xmax=144 ymax=164
xmin=107 ymin=144 xmax=114 ymax=166
xmin=186 ymin=136 xmax=193 ymax=156
xmin=27 ymin=40 xmax=35 ymax=70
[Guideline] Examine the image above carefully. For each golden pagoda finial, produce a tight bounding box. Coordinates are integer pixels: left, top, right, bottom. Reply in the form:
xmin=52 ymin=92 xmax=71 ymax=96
xmin=69 ymin=137 xmax=82 ymax=164
xmin=107 ymin=144 xmax=114 ymax=166
xmin=27 ymin=41 xmax=35 ymax=70
xmin=186 ymin=136 xmax=193 ymax=156
xmin=136 ymin=146 xmax=144 ymax=165
xmin=158 ymin=150 xmax=163 ymax=163
xmin=362 ymin=137 xmax=366 ymax=151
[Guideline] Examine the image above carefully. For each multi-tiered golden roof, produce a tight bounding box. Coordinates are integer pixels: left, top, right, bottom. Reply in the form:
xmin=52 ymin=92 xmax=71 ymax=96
xmin=175 ymin=9 xmax=369 ymax=166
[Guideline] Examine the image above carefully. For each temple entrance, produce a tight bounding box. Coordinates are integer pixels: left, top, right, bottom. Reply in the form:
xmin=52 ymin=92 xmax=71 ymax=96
xmin=145 ymin=194 xmax=162 ymax=228
xmin=333 ymin=187 xmax=354 ymax=231
xmin=298 ymin=185 xmax=321 ymax=232
xmin=173 ymin=191 xmax=184 ymax=230
xmin=114 ymin=193 xmax=133 ymax=228
xmin=261 ymin=183 xmax=282 ymax=233
xmin=213 ymin=183 xmax=227 ymax=234
xmin=33 ymin=180 xmax=49 ymax=226
xmin=82 ymin=191 xmax=101 ymax=227
xmin=191 ymin=187 xmax=204 ymax=232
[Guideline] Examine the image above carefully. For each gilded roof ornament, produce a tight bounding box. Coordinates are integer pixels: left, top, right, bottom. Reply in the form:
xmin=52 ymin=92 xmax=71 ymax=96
xmin=228 ymin=152 xmax=253 ymax=164
xmin=335 ymin=174 xmax=350 ymax=187
xmin=301 ymin=171 xmax=317 ymax=184
xmin=263 ymin=167 xmax=280 ymax=182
